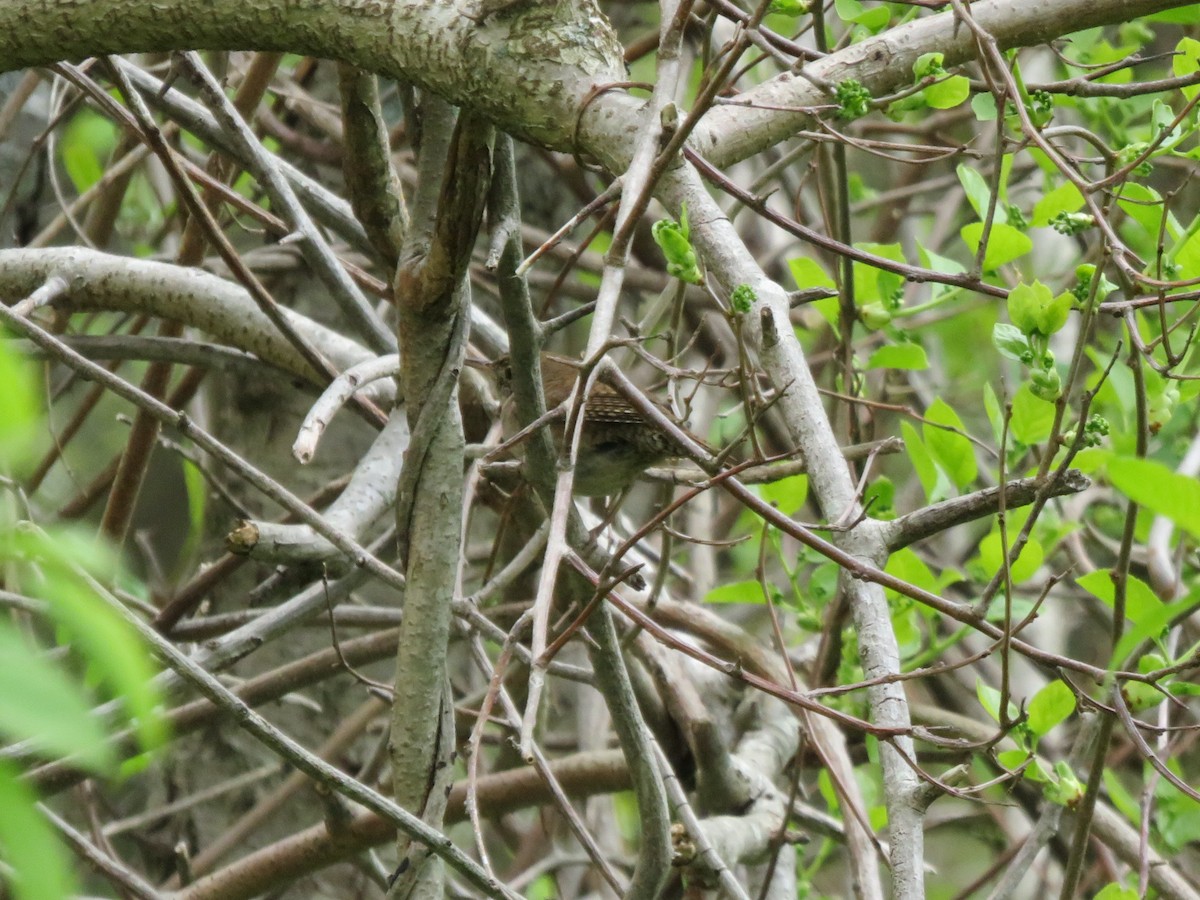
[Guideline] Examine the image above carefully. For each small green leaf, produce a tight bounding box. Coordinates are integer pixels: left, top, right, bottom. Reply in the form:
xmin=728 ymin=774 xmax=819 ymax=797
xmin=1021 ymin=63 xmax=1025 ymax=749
xmin=960 ymin=222 xmax=1033 ymax=270
xmin=0 ymin=761 xmax=77 ymax=900
xmin=1111 ymin=593 xmax=1195 ymax=669
xmin=5 ymin=528 xmax=168 ymax=754
xmin=808 ymin=562 xmax=840 ymax=605
xmin=923 ymin=398 xmax=977 ymax=488
xmin=992 ymin=323 xmax=1032 ymax=363
xmin=902 ymin=421 xmax=946 ymax=503
xmin=1107 ymin=456 xmax=1200 ymax=539
xmin=1009 ymin=384 xmax=1055 ymax=444
xmin=997 ymin=748 xmax=1033 ymax=774
xmin=834 ymin=0 xmax=889 ymax=30
xmin=1149 ymin=8 xmax=1200 ymax=23
xmin=1045 ymin=761 xmax=1084 ymax=806
xmin=976 ymin=679 xmax=1016 ymax=724
xmin=652 ymin=205 xmax=702 ymax=284
xmin=1171 ymin=225 xmax=1200 ymax=280
xmin=759 ymin=473 xmax=807 ymax=514
xmin=1117 ymin=183 xmax=1175 ymax=240
xmin=0 ymin=344 xmax=39 ymax=471
xmin=885 ymin=547 xmax=937 ymax=594
xmin=982 ymin=382 xmax=1005 ymax=446
xmin=1007 ymin=280 xmax=1070 ymax=337
xmin=1032 ymin=181 xmax=1085 ymax=227
xmin=61 ymin=110 xmax=116 ymax=193
xmin=0 ymin=625 xmax=117 ymax=771
xmin=976 ymin=530 xmax=1043 ymax=584
xmin=866 ymin=343 xmax=928 ymax=370
xmin=913 ymin=53 xmax=945 ymax=79
xmin=1076 ymin=570 xmax=1165 ymax=627
xmin=956 ymin=164 xmax=992 ymax=221
xmin=1027 ymin=680 xmax=1075 ymax=738
xmin=1104 ymin=769 xmax=1140 ymax=824
xmin=1175 ymin=37 xmax=1200 ymax=101
xmin=704 ymin=580 xmax=763 ymax=605
xmin=971 ymin=93 xmax=997 ymax=121
xmin=863 ymin=477 xmax=895 ymax=519
xmin=1122 ymin=678 xmax=1166 ymax=713
xmin=924 ymin=75 xmax=969 ymax=110
xmin=787 ymin=255 xmax=836 ymax=290
xmin=851 ymin=242 xmax=905 ymax=305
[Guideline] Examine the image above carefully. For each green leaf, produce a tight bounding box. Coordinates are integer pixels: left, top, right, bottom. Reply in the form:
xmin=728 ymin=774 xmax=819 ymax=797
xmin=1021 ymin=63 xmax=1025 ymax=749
xmin=976 ymin=679 xmax=1016 ymax=724
xmin=1171 ymin=224 xmax=1200 ymax=280
xmin=1111 ymin=592 xmax=1196 ymax=669
xmin=1009 ymin=384 xmax=1055 ymax=444
xmin=0 ymin=761 xmax=77 ymax=900
xmin=1093 ymin=885 xmax=1139 ymax=900
xmin=924 ymin=75 xmax=969 ymax=110
xmin=982 ymin=382 xmax=1005 ymax=446
xmin=1076 ymin=569 xmax=1165 ymax=628
xmin=1150 ymin=98 xmax=1189 ymax=153
xmin=992 ymin=323 xmax=1031 ymax=363
xmin=0 ymin=625 xmax=117 ymax=771
xmin=1148 ymin=8 xmax=1200 ymax=22
xmin=851 ymin=242 xmax=905 ymax=305
xmin=1027 ymin=680 xmax=1075 ymax=738
xmin=1122 ymin=677 xmax=1166 ymax=714
xmin=971 ymin=93 xmax=997 ymax=121
xmin=1104 ymin=768 xmax=1140 ymax=824
xmin=1175 ymin=37 xmax=1200 ymax=101
xmin=0 ymin=344 xmax=39 ymax=471
xmin=526 ymin=874 xmax=558 ymax=900
xmin=863 ymin=476 xmax=895 ymax=519
xmin=1116 ymin=183 xmax=1177 ymax=242
xmin=767 ymin=0 xmax=809 ymax=13
xmin=1032 ymin=181 xmax=1085 ymax=227
xmin=960 ymin=222 xmax=1033 ymax=270
xmin=612 ymin=790 xmax=639 ymax=842
xmin=916 ymin=244 xmax=965 ymax=277
xmin=1045 ymin=761 xmax=1084 ymax=806
xmin=651 ymin=205 xmax=702 ymax=284
xmin=61 ymin=110 xmax=116 ymax=193
xmin=997 ymin=747 xmax=1033 ymax=774
xmin=808 ymin=561 xmax=840 ymax=605
xmin=923 ymin=398 xmax=977 ymax=488
xmin=902 ymin=420 xmax=948 ymax=503
xmin=759 ymin=473 xmax=808 ymax=515
xmin=1107 ymin=456 xmax=1200 ymax=539
xmin=787 ymin=256 xmax=836 ymax=290
xmin=976 ymin=530 xmax=1043 ymax=584
xmin=5 ymin=528 xmax=167 ymax=754
xmin=1007 ymin=281 xmax=1055 ymax=336
xmin=866 ymin=343 xmax=927 ymax=370
xmin=956 ymin=164 xmax=992 ymax=221
xmin=1158 ymin=774 xmax=1200 ymax=851
xmin=885 ymin=547 xmax=937 ymax=594
xmin=704 ymin=579 xmax=763 ymax=605
xmin=913 ymin=53 xmax=945 ymax=79
xmin=834 ymin=0 xmax=889 ymax=30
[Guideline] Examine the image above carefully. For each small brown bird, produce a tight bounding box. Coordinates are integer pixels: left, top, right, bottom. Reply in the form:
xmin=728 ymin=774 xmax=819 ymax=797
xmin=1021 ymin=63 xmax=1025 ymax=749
xmin=486 ymin=352 xmax=689 ymax=496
